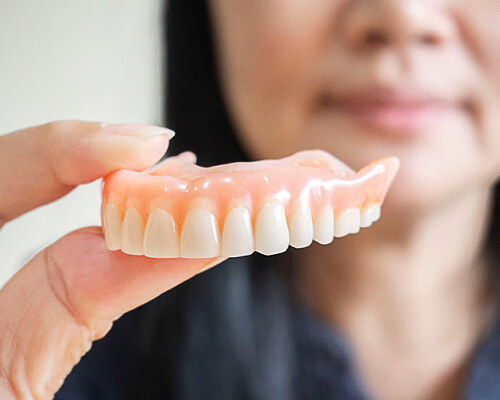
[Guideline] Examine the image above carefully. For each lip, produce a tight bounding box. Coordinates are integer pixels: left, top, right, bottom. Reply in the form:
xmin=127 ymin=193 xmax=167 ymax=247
xmin=319 ymin=88 xmax=459 ymax=137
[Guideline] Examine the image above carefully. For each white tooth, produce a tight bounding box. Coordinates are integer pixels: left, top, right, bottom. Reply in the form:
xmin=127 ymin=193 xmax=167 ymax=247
xmin=254 ymin=200 xmax=289 ymax=255
xmin=288 ymin=205 xmax=313 ymax=248
xmin=180 ymin=209 xmax=220 ymax=258
xmin=221 ymin=207 xmax=254 ymax=257
xmin=313 ymin=205 xmax=334 ymax=245
xmin=371 ymin=205 xmax=381 ymax=222
xmin=143 ymin=209 xmax=180 ymax=258
xmin=360 ymin=204 xmax=381 ymax=228
xmin=334 ymin=208 xmax=361 ymax=238
xmin=121 ymin=208 xmax=145 ymax=255
xmin=103 ymin=203 xmax=122 ymax=251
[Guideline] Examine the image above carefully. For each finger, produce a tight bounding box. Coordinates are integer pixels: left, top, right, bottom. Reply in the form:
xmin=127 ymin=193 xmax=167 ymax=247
xmin=147 ymin=151 xmax=199 ymax=175
xmin=0 ymin=120 xmax=175 ymax=226
xmin=176 ymin=151 xmax=197 ymax=164
xmin=0 ymin=228 xmax=224 ymax=398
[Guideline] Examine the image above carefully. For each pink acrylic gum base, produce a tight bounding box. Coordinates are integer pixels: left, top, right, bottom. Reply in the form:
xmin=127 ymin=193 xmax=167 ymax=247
xmin=101 ymin=150 xmax=400 ymax=232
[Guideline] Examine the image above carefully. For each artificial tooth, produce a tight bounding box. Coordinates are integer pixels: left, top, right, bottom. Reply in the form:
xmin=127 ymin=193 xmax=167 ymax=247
xmin=180 ymin=209 xmax=221 ymax=258
xmin=143 ymin=209 xmax=179 ymax=258
xmin=221 ymin=207 xmax=254 ymax=257
xmin=360 ymin=204 xmax=381 ymax=228
xmin=313 ymin=205 xmax=334 ymax=245
xmin=103 ymin=203 xmax=122 ymax=251
xmin=121 ymin=208 xmax=145 ymax=255
xmin=288 ymin=205 xmax=313 ymax=248
xmin=254 ymin=200 xmax=290 ymax=255
xmin=334 ymin=208 xmax=361 ymax=238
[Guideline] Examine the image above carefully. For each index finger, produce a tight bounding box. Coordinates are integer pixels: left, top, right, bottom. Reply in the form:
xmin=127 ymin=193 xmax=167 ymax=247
xmin=0 ymin=120 xmax=174 ymax=226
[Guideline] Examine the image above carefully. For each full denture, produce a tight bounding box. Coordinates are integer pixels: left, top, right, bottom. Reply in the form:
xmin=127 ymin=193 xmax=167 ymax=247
xmin=101 ymin=150 xmax=399 ymax=258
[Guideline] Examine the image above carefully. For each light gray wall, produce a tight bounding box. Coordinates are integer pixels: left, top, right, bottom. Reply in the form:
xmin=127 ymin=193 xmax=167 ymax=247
xmin=0 ymin=0 xmax=164 ymax=286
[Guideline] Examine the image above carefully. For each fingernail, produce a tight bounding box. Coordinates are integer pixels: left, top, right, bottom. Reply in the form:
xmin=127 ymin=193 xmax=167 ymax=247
xmin=101 ymin=123 xmax=175 ymax=140
xmin=177 ymin=151 xmax=197 ymax=164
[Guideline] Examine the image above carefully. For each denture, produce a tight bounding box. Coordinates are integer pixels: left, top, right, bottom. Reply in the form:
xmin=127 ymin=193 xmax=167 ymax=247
xmin=101 ymin=150 xmax=399 ymax=258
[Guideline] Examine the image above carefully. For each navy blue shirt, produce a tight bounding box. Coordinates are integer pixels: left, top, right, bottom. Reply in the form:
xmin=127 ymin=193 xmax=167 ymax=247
xmin=56 ymin=300 xmax=500 ymax=399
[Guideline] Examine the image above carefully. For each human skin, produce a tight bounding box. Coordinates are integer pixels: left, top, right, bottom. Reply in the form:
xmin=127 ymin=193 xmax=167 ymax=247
xmin=0 ymin=124 xmax=396 ymax=399
xmin=208 ymin=0 xmax=500 ymax=399
xmin=1 ymin=1 xmax=500 ymax=399
xmin=0 ymin=122 xmax=223 ymax=399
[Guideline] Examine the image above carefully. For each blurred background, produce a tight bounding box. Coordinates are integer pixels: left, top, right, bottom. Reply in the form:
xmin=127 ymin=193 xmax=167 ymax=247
xmin=0 ymin=0 xmax=164 ymax=286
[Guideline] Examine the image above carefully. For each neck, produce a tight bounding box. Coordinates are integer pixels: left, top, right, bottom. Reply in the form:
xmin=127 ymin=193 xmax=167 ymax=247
xmin=294 ymin=187 xmax=496 ymax=400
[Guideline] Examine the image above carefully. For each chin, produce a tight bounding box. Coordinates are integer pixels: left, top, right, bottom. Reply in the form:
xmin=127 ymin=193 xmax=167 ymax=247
xmin=383 ymin=174 xmax=449 ymax=213
xmin=306 ymin=115 xmax=483 ymax=214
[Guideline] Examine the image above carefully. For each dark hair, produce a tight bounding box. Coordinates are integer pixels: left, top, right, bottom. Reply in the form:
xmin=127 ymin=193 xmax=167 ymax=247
xmin=492 ymin=185 xmax=500 ymax=258
xmin=164 ymin=0 xmax=247 ymax=166
xmin=135 ymin=0 xmax=500 ymax=398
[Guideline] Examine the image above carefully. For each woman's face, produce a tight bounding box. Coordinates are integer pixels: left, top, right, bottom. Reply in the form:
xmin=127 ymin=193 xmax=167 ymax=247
xmin=209 ymin=0 xmax=500 ymax=210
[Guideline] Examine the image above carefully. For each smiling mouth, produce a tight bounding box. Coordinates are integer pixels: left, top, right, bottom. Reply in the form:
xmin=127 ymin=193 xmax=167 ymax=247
xmin=318 ymin=88 xmax=464 ymax=137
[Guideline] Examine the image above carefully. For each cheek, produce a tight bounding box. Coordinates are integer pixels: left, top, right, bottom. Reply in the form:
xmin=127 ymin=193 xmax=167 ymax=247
xmin=456 ymin=1 xmax=500 ymax=176
xmin=456 ymin=0 xmax=500 ymax=70
xmin=211 ymin=0 xmax=338 ymax=159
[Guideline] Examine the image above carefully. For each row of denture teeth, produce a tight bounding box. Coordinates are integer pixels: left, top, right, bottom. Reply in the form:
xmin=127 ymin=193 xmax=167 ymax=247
xmin=103 ymin=200 xmax=381 ymax=258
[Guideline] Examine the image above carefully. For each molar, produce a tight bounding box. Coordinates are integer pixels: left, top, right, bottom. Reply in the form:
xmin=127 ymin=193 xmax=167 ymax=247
xmin=143 ymin=209 xmax=180 ymax=258
xmin=221 ymin=207 xmax=254 ymax=257
xmin=288 ymin=205 xmax=313 ymax=249
xmin=360 ymin=204 xmax=381 ymax=228
xmin=180 ymin=209 xmax=221 ymax=258
xmin=313 ymin=205 xmax=334 ymax=245
xmin=254 ymin=199 xmax=290 ymax=255
xmin=334 ymin=208 xmax=361 ymax=238
xmin=103 ymin=203 xmax=122 ymax=251
xmin=121 ymin=208 xmax=145 ymax=255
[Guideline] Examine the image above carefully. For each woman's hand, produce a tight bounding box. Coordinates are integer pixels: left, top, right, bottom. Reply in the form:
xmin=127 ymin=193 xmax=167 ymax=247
xmin=0 ymin=121 xmax=223 ymax=399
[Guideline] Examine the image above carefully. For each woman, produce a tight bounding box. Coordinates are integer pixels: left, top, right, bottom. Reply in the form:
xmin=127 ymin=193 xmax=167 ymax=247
xmin=1 ymin=0 xmax=499 ymax=399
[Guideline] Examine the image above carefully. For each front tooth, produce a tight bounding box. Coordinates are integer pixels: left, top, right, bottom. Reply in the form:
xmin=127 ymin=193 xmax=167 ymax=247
xmin=221 ymin=207 xmax=254 ymax=257
xmin=360 ymin=204 xmax=381 ymax=228
xmin=143 ymin=209 xmax=180 ymax=258
xmin=288 ymin=205 xmax=313 ymax=248
xmin=121 ymin=208 xmax=145 ymax=255
xmin=313 ymin=205 xmax=334 ymax=245
xmin=180 ymin=209 xmax=221 ymax=258
xmin=334 ymin=208 xmax=361 ymax=238
xmin=254 ymin=200 xmax=289 ymax=255
xmin=103 ymin=203 xmax=122 ymax=251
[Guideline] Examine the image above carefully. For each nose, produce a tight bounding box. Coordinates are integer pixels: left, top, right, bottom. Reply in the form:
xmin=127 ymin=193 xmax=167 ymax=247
xmin=341 ymin=0 xmax=455 ymax=50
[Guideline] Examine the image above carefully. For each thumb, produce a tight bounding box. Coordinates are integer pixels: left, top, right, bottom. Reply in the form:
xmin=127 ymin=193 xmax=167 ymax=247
xmin=48 ymin=227 xmax=222 ymax=322
xmin=0 ymin=227 xmax=222 ymax=399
